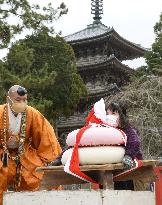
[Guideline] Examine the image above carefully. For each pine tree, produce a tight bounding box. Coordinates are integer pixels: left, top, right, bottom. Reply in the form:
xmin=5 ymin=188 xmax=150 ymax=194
xmin=146 ymin=13 xmax=162 ymax=76
xmin=5 ymin=30 xmax=87 ymax=121
xmin=0 ymin=0 xmax=68 ymax=48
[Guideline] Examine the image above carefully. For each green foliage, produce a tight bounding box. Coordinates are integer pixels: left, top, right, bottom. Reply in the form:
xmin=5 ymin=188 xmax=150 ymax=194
xmin=7 ymin=42 xmax=34 ymax=74
xmin=0 ymin=0 xmax=68 ymax=48
xmin=4 ymin=30 xmax=87 ymax=121
xmin=130 ymin=66 xmax=148 ymax=81
xmin=145 ymin=13 xmax=162 ymax=76
xmin=0 ymin=61 xmax=9 ymax=103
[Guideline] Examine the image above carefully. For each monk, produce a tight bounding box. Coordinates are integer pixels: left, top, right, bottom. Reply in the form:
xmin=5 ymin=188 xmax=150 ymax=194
xmin=0 ymin=85 xmax=62 ymax=204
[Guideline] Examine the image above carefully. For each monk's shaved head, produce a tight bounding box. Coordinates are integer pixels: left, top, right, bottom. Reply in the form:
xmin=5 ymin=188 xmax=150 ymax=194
xmin=8 ymin=85 xmax=20 ymax=97
xmin=8 ymin=85 xmax=27 ymax=98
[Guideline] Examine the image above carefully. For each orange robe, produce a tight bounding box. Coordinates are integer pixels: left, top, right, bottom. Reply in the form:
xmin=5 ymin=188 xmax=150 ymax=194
xmin=0 ymin=104 xmax=62 ymax=205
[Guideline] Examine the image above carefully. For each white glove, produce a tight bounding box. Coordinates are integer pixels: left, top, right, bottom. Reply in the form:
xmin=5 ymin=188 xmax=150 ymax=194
xmin=122 ymin=155 xmax=135 ymax=169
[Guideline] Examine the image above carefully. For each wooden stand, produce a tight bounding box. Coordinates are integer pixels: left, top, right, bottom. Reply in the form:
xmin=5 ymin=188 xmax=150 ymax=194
xmin=36 ymin=160 xmax=159 ymax=190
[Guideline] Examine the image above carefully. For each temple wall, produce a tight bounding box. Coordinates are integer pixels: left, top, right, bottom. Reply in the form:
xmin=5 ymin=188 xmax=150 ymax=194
xmin=3 ymin=190 xmax=155 ymax=205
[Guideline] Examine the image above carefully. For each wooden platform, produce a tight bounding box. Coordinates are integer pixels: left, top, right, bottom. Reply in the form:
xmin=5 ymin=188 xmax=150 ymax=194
xmin=36 ymin=160 xmax=159 ymax=190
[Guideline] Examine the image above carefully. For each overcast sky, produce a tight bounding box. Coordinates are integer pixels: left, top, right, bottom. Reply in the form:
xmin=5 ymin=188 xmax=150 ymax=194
xmin=1 ymin=0 xmax=162 ymax=68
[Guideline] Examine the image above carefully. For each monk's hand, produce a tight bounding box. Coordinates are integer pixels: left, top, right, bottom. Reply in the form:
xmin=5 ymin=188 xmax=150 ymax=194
xmin=6 ymin=135 xmax=19 ymax=149
xmin=122 ymin=155 xmax=135 ymax=170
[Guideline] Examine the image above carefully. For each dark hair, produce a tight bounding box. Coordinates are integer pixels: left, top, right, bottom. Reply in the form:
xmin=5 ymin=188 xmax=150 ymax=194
xmin=106 ymin=102 xmax=128 ymax=129
xmin=17 ymin=86 xmax=27 ymax=96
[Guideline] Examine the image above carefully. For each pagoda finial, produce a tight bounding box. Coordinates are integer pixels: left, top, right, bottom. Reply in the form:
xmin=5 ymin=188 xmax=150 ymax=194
xmin=91 ymin=0 xmax=103 ymax=24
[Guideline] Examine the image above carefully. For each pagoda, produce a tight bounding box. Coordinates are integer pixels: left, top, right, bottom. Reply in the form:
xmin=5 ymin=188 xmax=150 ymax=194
xmin=56 ymin=0 xmax=146 ymax=145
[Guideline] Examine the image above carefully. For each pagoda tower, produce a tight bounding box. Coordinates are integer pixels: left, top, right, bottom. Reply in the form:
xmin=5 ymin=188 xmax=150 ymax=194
xmin=56 ymin=0 xmax=146 ymax=145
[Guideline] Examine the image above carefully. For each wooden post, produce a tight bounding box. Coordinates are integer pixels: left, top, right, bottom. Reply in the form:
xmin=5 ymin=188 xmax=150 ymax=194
xmin=98 ymin=170 xmax=114 ymax=189
xmin=154 ymin=166 xmax=162 ymax=205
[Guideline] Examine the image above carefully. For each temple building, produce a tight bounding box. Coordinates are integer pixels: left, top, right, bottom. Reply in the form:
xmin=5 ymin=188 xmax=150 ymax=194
xmin=56 ymin=0 xmax=146 ymax=145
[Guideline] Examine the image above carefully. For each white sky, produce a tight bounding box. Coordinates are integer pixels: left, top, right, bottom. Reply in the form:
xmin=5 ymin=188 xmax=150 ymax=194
xmin=1 ymin=0 xmax=162 ymax=68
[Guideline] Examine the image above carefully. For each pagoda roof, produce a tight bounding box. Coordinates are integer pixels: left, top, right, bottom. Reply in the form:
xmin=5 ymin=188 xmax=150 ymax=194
xmin=64 ymin=22 xmax=146 ymax=54
xmin=65 ymin=23 xmax=109 ymax=42
xmin=77 ymin=54 xmax=134 ymax=73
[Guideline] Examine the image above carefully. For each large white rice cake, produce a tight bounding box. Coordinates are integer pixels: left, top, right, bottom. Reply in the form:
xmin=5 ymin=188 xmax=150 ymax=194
xmin=61 ymin=146 xmax=125 ymax=165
